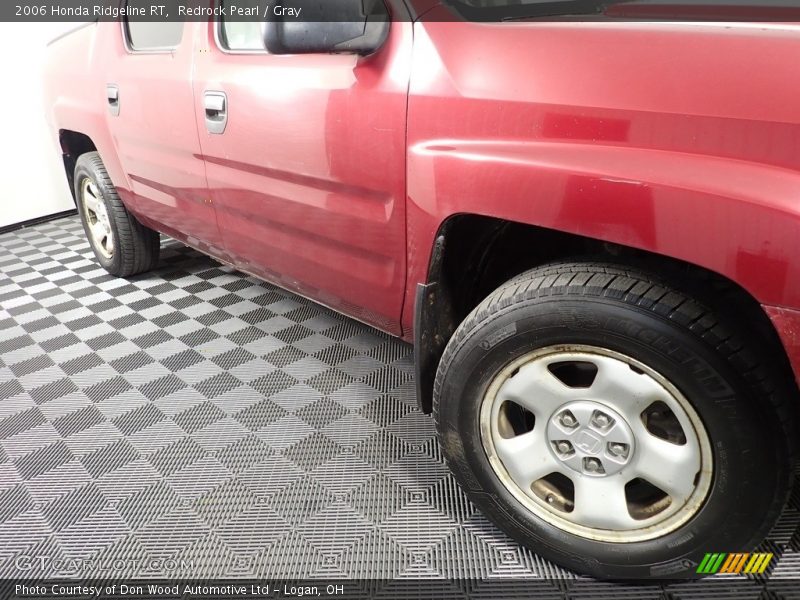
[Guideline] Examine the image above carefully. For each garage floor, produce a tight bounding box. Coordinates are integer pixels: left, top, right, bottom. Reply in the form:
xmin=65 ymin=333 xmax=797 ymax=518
xmin=1 ymin=216 xmax=799 ymax=596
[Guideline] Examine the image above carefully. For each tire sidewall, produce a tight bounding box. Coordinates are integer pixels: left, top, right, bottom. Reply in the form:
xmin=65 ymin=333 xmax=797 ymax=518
xmin=437 ymin=297 xmax=779 ymax=578
xmin=74 ymin=160 xmax=123 ymax=274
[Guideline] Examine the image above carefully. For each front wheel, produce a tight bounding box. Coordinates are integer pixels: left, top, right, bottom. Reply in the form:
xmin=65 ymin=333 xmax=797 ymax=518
xmin=74 ymin=151 xmax=160 ymax=277
xmin=433 ymin=262 xmax=795 ymax=579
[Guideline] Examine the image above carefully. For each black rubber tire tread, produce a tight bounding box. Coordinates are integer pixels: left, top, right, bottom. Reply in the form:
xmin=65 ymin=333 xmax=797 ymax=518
xmin=433 ymin=260 xmax=796 ymax=577
xmin=74 ymin=152 xmax=159 ymax=277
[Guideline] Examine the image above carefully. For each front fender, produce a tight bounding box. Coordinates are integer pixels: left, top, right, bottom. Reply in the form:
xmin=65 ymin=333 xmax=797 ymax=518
xmin=403 ymin=20 xmax=800 ymax=338
xmin=408 ymin=138 xmax=800 ymax=309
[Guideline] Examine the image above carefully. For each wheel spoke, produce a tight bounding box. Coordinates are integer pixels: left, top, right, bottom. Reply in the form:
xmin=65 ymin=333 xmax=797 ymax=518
xmin=494 ymin=429 xmax=563 ymax=487
xmin=571 ymin=474 xmax=638 ymax=530
xmin=587 ymin=356 xmax=665 ymax=422
xmin=83 ymin=185 xmax=100 ymax=213
xmin=104 ymin=231 xmax=114 ymax=255
xmin=90 ymin=221 xmax=106 ymax=244
xmin=497 ymin=360 xmax=583 ymax=419
xmin=632 ymin=425 xmax=700 ymax=502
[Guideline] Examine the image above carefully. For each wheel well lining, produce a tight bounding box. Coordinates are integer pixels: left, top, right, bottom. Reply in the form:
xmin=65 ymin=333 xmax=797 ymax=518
xmin=58 ymin=130 xmax=97 ymax=202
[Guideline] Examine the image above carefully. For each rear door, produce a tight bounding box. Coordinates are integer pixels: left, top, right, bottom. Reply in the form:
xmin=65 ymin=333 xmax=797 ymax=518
xmin=106 ymin=7 xmax=224 ymax=254
xmin=191 ymin=2 xmax=412 ymax=334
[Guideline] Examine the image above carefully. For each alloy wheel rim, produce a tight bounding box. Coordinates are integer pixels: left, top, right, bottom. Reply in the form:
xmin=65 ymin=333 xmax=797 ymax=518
xmin=81 ymin=177 xmax=113 ymax=258
xmin=480 ymin=344 xmax=713 ymax=542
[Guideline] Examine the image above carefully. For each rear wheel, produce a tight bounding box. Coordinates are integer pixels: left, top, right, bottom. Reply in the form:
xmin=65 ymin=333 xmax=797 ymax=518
xmin=74 ymin=152 xmax=159 ymax=276
xmin=434 ymin=262 xmax=795 ymax=579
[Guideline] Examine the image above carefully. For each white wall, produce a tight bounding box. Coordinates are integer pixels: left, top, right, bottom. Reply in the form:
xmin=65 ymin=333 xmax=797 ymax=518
xmin=0 ymin=23 xmax=80 ymax=228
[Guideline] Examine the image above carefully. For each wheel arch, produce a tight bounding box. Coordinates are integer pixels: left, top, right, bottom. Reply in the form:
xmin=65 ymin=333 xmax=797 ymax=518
xmin=414 ymin=214 xmax=799 ymax=415
xmin=59 ymin=129 xmax=97 ymax=203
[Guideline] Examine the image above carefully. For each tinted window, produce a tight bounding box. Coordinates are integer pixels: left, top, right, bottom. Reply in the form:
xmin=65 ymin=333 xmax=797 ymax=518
xmin=125 ymin=0 xmax=183 ymax=50
xmin=219 ymin=0 xmax=264 ymax=51
xmin=220 ymin=21 xmax=264 ymax=51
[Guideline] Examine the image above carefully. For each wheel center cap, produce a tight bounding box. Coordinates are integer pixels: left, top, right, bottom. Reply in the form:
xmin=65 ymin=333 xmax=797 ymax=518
xmin=546 ymin=400 xmax=635 ymax=477
xmin=575 ymin=430 xmax=602 ymax=454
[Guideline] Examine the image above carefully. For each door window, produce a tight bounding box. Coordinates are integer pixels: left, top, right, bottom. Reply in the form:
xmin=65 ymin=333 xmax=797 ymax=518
xmin=124 ymin=0 xmax=183 ymax=51
xmin=218 ymin=0 xmax=264 ymax=51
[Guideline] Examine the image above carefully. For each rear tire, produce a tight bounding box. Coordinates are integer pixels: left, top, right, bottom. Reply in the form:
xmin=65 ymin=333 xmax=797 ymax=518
xmin=433 ymin=262 xmax=795 ymax=579
xmin=74 ymin=152 xmax=159 ymax=277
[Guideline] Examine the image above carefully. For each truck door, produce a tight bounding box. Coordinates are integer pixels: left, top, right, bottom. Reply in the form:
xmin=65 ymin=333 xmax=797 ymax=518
xmin=192 ymin=2 xmax=412 ymax=335
xmin=106 ymin=13 xmax=224 ymax=254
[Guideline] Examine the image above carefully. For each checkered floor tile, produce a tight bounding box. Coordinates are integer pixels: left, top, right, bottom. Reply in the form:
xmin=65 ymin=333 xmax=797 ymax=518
xmin=1 ymin=216 xmax=798 ymax=592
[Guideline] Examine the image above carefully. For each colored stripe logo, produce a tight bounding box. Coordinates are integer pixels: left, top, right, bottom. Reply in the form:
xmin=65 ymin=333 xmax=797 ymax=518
xmin=696 ymin=553 xmax=773 ymax=574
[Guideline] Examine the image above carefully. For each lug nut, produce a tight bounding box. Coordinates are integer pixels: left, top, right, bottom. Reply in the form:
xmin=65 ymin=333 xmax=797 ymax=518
xmin=555 ymin=441 xmax=573 ymax=454
xmin=559 ymin=412 xmax=577 ymax=428
xmin=592 ymin=411 xmax=613 ymax=428
xmin=584 ymin=457 xmax=604 ymax=473
xmin=608 ymin=442 xmax=629 ymax=457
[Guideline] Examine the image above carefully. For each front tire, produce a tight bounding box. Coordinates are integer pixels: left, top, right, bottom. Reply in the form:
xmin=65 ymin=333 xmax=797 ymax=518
xmin=433 ymin=262 xmax=795 ymax=579
xmin=74 ymin=152 xmax=159 ymax=276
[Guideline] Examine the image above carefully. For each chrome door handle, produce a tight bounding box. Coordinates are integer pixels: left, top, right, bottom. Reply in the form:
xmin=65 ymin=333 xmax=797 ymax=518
xmin=106 ymin=84 xmax=120 ymax=116
xmin=204 ymin=91 xmax=227 ymax=134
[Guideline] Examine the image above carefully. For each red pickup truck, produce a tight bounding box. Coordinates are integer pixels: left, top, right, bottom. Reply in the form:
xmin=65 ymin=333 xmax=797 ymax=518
xmin=44 ymin=0 xmax=800 ymax=580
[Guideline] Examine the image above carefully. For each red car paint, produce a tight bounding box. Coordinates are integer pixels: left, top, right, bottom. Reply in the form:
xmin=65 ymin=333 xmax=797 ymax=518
xmin=43 ymin=3 xmax=800 ymax=385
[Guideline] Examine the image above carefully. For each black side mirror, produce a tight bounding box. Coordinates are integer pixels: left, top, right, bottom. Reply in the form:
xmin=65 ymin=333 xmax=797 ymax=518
xmin=264 ymin=0 xmax=390 ymax=56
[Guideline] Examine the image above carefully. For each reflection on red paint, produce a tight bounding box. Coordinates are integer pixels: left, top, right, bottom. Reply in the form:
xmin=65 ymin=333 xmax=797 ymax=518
xmin=542 ymin=114 xmax=630 ymax=143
